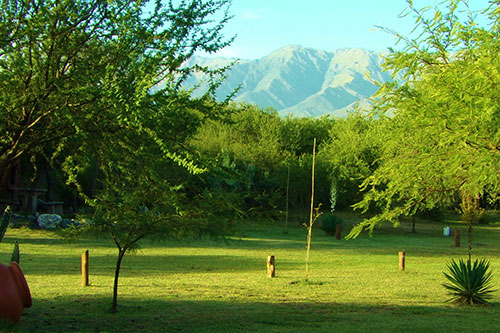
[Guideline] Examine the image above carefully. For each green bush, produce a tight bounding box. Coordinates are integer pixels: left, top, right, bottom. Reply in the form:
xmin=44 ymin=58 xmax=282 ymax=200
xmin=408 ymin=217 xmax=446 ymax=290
xmin=318 ymin=214 xmax=343 ymax=236
xmin=417 ymin=207 xmax=445 ymax=222
xmin=443 ymin=258 xmax=496 ymax=305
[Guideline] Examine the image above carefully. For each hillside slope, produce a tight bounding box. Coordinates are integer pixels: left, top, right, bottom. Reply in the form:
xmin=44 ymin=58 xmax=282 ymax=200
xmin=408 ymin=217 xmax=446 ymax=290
xmin=185 ymin=45 xmax=392 ymax=117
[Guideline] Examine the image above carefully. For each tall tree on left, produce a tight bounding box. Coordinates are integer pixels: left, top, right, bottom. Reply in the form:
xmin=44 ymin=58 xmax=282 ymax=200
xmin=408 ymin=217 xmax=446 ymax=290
xmin=0 ymin=0 xmax=233 ymax=193
xmin=1 ymin=0 xmax=236 ymax=313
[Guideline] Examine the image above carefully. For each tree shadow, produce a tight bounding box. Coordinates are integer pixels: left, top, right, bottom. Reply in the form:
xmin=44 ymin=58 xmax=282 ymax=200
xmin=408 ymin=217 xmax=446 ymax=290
xmin=4 ymin=295 xmax=500 ymax=332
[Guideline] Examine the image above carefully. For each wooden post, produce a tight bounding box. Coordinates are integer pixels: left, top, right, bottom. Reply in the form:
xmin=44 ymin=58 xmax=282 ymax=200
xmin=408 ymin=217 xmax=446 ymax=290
xmin=335 ymin=224 xmax=342 ymax=240
xmin=267 ymin=255 xmax=275 ymax=278
xmin=454 ymin=230 xmax=460 ymax=247
xmin=399 ymin=251 xmax=405 ymax=271
xmin=81 ymin=250 xmax=89 ymax=287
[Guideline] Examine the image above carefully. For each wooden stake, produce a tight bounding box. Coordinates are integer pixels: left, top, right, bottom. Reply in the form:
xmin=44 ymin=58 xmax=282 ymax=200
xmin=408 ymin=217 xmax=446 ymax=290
xmin=399 ymin=251 xmax=405 ymax=271
xmin=82 ymin=250 xmax=89 ymax=287
xmin=454 ymin=230 xmax=460 ymax=247
xmin=285 ymin=163 xmax=290 ymax=234
xmin=305 ymin=138 xmax=317 ymax=280
xmin=267 ymin=255 xmax=275 ymax=278
xmin=335 ymin=224 xmax=342 ymax=240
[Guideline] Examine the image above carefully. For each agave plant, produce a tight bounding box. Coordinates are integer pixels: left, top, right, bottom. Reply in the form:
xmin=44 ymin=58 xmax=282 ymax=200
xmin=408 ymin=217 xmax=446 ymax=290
xmin=443 ymin=258 xmax=496 ymax=305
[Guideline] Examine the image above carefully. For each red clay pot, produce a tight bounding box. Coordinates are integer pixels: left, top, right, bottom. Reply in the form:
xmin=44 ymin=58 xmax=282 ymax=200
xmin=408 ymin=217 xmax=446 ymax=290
xmin=0 ymin=262 xmax=32 ymax=323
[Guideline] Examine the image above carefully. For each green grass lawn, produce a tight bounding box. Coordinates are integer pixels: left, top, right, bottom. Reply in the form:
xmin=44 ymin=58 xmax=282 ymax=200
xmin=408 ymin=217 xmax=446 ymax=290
xmin=1 ymin=213 xmax=500 ymax=332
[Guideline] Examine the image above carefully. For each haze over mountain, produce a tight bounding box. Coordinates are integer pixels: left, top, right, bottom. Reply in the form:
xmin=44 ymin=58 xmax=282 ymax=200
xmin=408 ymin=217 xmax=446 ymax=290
xmin=185 ymin=45 xmax=393 ymax=117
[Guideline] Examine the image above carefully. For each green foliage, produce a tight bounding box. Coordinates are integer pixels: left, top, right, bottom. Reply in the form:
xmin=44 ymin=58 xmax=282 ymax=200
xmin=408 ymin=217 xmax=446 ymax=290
xmin=318 ymin=213 xmax=344 ymax=236
xmin=443 ymin=258 xmax=496 ymax=305
xmin=193 ymin=104 xmax=287 ymax=169
xmin=13 ymin=0 xmax=239 ymax=313
xmin=0 ymin=0 xmax=233 ymax=191
xmin=416 ymin=207 xmax=445 ymax=222
xmin=320 ymin=113 xmax=383 ymax=210
xmin=280 ymin=115 xmax=335 ymax=157
xmin=348 ymin=0 xmax=500 ymax=238
xmin=191 ymin=104 xmax=335 ymax=216
xmin=459 ymin=192 xmax=485 ymax=225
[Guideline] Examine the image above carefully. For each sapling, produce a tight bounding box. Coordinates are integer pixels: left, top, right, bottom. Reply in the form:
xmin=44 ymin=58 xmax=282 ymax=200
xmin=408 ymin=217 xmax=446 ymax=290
xmin=284 ymin=163 xmax=290 ymax=234
xmin=304 ymin=138 xmax=320 ymax=280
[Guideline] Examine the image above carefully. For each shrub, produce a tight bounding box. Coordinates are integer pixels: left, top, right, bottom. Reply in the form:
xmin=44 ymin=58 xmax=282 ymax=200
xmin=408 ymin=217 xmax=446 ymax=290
xmin=417 ymin=207 xmax=445 ymax=222
xmin=442 ymin=258 xmax=496 ymax=305
xmin=318 ymin=214 xmax=343 ymax=236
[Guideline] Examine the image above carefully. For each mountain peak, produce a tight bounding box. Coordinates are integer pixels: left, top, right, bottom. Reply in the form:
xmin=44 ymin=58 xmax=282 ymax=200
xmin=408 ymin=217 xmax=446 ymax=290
xmin=186 ymin=46 xmax=393 ymax=117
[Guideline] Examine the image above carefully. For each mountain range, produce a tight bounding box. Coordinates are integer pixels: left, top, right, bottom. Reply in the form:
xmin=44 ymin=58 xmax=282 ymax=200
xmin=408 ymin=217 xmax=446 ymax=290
xmin=185 ymin=45 xmax=393 ymax=117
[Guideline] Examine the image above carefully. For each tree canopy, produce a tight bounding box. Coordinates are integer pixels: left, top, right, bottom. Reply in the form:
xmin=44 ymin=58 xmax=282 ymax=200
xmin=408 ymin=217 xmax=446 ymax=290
xmin=0 ymin=0 xmax=233 ymax=192
xmin=0 ymin=0 xmax=239 ymax=312
xmin=348 ymin=0 xmax=500 ymax=237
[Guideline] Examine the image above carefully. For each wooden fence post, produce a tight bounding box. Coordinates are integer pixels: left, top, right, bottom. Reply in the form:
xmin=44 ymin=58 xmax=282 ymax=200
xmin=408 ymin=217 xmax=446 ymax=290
xmin=335 ymin=224 xmax=342 ymax=240
xmin=81 ymin=250 xmax=89 ymax=287
xmin=399 ymin=251 xmax=405 ymax=271
xmin=267 ymin=255 xmax=275 ymax=278
xmin=454 ymin=230 xmax=460 ymax=247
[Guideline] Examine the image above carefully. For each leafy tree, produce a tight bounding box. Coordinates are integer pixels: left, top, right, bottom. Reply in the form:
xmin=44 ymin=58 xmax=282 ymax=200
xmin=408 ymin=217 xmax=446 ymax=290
xmin=280 ymin=115 xmax=334 ymax=157
xmin=191 ymin=104 xmax=288 ymax=216
xmin=349 ymin=0 xmax=500 ymax=238
xmin=193 ymin=103 xmax=286 ymax=169
xmin=0 ymin=0 xmax=239 ymax=313
xmin=0 ymin=0 xmax=233 ymax=193
xmin=75 ymin=121 xmax=234 ymax=313
xmin=191 ymin=104 xmax=335 ymax=217
xmin=320 ymin=113 xmax=383 ymax=210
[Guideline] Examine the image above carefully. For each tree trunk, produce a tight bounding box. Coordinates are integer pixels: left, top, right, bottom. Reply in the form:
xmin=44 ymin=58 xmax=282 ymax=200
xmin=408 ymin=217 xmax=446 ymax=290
xmin=0 ymin=162 xmax=14 ymax=197
xmin=285 ymin=163 xmax=290 ymax=234
xmin=45 ymin=165 xmax=51 ymax=201
xmin=468 ymin=221 xmax=472 ymax=262
xmin=91 ymin=157 xmax=100 ymax=197
xmin=110 ymin=247 xmax=126 ymax=314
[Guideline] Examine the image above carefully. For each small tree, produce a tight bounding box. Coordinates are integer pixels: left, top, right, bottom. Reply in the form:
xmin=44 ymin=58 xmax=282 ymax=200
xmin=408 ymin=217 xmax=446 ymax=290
xmin=304 ymin=138 xmax=319 ymax=280
xmin=0 ymin=0 xmax=234 ymax=193
xmin=74 ymin=123 xmax=235 ymax=313
xmin=48 ymin=0 xmax=237 ymax=313
xmin=88 ymin=173 xmax=181 ymax=313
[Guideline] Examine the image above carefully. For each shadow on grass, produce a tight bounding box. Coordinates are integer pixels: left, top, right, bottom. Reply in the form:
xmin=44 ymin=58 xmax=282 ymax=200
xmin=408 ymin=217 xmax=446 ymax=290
xmin=13 ymin=253 xmax=297 ymax=277
xmin=3 ymin=295 xmax=500 ymax=332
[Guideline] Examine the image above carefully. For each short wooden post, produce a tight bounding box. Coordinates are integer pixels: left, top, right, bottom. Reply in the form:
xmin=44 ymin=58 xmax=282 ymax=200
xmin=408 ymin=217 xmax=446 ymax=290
xmin=81 ymin=250 xmax=89 ymax=287
xmin=267 ymin=255 xmax=275 ymax=278
xmin=335 ymin=224 xmax=342 ymax=240
xmin=398 ymin=251 xmax=405 ymax=271
xmin=454 ymin=230 xmax=460 ymax=247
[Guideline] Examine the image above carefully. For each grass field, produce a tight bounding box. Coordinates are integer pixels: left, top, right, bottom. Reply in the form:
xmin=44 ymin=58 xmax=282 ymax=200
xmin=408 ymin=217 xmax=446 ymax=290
xmin=1 ymin=212 xmax=500 ymax=332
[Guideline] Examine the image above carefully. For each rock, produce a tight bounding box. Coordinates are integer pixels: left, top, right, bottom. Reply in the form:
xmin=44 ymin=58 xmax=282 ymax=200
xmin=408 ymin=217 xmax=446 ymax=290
xmin=37 ymin=214 xmax=62 ymax=230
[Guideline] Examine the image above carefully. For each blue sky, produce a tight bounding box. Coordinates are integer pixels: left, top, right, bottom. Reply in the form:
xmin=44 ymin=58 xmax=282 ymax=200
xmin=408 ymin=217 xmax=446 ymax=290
xmin=208 ymin=0 xmax=492 ymax=59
